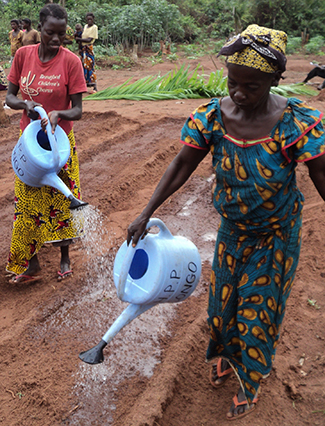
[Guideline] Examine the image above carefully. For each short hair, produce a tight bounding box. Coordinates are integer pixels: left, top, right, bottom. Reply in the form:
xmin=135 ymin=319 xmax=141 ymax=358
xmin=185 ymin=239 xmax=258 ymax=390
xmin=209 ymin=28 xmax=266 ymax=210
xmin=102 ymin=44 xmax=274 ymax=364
xmin=39 ymin=3 xmax=68 ymax=25
xmin=10 ymin=19 xmax=20 ymax=26
xmin=22 ymin=18 xmax=31 ymax=25
xmin=86 ymin=12 xmax=95 ymax=19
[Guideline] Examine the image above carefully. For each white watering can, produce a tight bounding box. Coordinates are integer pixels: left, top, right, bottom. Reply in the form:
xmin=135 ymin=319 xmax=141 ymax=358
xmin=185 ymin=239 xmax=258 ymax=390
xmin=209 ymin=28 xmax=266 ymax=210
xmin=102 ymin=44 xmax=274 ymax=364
xmin=79 ymin=218 xmax=202 ymax=364
xmin=11 ymin=106 xmax=88 ymax=210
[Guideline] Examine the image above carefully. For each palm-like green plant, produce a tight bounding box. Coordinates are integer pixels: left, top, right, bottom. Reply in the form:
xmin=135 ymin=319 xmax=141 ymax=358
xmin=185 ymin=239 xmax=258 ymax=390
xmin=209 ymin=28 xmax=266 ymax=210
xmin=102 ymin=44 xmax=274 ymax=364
xmin=85 ymin=64 xmax=317 ymax=101
xmin=86 ymin=65 xmax=228 ymax=100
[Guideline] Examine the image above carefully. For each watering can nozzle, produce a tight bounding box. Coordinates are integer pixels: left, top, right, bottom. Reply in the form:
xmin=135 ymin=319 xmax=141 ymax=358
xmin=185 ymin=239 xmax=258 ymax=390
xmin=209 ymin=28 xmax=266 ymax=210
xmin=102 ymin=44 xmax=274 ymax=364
xmin=79 ymin=339 xmax=107 ymax=364
xmin=68 ymin=195 xmax=89 ymax=210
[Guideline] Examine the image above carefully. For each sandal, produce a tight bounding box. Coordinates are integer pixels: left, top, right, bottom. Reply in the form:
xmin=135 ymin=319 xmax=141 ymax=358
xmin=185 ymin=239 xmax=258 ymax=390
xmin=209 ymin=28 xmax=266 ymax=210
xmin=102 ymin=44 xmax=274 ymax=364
xmin=57 ymin=270 xmax=73 ymax=281
xmin=209 ymin=358 xmax=233 ymax=388
xmin=11 ymin=274 xmax=42 ymax=284
xmin=227 ymin=392 xmax=259 ymax=421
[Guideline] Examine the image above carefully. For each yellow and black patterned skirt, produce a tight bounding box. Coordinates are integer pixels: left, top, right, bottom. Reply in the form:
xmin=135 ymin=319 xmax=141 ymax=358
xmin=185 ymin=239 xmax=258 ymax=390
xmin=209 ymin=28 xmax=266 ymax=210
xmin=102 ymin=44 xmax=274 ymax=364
xmin=6 ymin=129 xmax=83 ymax=275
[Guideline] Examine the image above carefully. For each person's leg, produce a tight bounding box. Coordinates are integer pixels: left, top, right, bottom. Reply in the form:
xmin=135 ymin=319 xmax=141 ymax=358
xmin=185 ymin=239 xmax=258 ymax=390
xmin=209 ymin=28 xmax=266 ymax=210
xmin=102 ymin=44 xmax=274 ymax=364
xmin=22 ymin=254 xmax=41 ymax=275
xmin=53 ymin=239 xmax=72 ymax=278
xmin=303 ymin=67 xmax=319 ymax=82
xmin=318 ymin=79 xmax=325 ymax=90
xmin=60 ymin=244 xmax=71 ymax=275
xmin=11 ymin=254 xmax=41 ymax=283
xmin=303 ymin=66 xmax=325 ymax=83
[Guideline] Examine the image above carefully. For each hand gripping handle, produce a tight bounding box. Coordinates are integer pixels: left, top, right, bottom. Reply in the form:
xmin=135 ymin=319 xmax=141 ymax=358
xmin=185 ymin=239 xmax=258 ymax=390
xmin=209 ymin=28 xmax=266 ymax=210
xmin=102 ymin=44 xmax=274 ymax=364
xmin=116 ymin=218 xmax=173 ymax=299
xmin=34 ymin=106 xmax=60 ymax=167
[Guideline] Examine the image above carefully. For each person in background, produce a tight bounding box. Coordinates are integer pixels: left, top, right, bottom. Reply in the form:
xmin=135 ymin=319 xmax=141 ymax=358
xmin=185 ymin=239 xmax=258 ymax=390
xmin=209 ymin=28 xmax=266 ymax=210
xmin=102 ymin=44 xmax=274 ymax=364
xmin=5 ymin=3 xmax=87 ymax=283
xmin=0 ymin=66 xmax=8 ymax=91
xmin=74 ymin=23 xmax=83 ymax=60
xmin=75 ymin=12 xmax=98 ymax=93
xmin=302 ymin=63 xmax=325 ymax=90
xmin=126 ymin=25 xmax=325 ymax=420
xmin=21 ymin=18 xmax=41 ymax=46
xmin=9 ymin=19 xmax=24 ymax=62
xmin=63 ymin=24 xmax=74 ymax=47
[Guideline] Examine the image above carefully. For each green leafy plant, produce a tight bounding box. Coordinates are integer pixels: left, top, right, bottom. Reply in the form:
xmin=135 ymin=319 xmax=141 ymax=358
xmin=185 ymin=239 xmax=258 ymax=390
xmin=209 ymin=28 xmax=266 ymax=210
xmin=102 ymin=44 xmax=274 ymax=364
xmin=305 ymin=36 xmax=325 ymax=55
xmin=149 ymin=56 xmax=164 ymax=65
xmin=85 ymin=64 xmax=229 ymax=101
xmin=166 ymin=53 xmax=179 ymax=62
xmin=85 ymin=63 xmax=318 ymax=102
xmin=271 ymin=83 xmax=317 ymax=97
xmin=286 ymin=37 xmax=302 ymax=55
xmin=307 ymin=298 xmax=320 ymax=309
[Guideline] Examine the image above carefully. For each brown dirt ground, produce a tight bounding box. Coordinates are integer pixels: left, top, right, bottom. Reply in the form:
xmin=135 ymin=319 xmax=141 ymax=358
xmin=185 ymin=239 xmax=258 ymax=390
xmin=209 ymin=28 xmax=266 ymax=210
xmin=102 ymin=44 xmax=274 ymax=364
xmin=0 ymin=50 xmax=325 ymax=426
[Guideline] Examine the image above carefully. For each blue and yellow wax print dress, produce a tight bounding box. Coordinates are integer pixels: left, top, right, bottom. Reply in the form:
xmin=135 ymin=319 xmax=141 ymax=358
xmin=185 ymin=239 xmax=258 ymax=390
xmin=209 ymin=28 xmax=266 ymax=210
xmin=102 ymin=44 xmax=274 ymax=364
xmin=181 ymin=97 xmax=325 ymax=404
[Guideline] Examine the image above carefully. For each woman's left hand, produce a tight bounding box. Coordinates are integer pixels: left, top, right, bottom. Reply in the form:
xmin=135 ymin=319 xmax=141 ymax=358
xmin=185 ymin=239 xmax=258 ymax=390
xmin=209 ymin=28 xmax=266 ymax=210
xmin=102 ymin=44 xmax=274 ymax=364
xmin=41 ymin=111 xmax=60 ymax=134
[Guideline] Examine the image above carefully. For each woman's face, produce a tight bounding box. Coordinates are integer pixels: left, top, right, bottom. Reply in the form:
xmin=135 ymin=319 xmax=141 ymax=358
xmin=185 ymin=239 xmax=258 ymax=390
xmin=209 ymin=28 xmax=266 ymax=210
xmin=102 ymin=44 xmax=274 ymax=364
xmin=41 ymin=16 xmax=67 ymax=52
xmin=227 ymin=63 xmax=278 ymax=111
xmin=11 ymin=22 xmax=18 ymax=31
xmin=86 ymin=15 xmax=94 ymax=26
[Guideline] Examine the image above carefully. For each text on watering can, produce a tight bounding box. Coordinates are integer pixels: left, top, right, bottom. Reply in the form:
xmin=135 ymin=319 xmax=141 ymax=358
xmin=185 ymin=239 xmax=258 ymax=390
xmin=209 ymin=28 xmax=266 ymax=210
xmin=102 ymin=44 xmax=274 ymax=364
xmin=12 ymin=142 xmax=26 ymax=177
xmin=158 ymin=262 xmax=198 ymax=302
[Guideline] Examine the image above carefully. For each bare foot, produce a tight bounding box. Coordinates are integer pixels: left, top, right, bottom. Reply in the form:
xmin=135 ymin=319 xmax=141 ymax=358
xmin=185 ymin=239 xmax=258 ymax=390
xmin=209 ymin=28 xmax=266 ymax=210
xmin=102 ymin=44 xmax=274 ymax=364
xmin=11 ymin=254 xmax=41 ymax=283
xmin=58 ymin=245 xmax=73 ymax=280
xmin=18 ymin=254 xmax=41 ymax=276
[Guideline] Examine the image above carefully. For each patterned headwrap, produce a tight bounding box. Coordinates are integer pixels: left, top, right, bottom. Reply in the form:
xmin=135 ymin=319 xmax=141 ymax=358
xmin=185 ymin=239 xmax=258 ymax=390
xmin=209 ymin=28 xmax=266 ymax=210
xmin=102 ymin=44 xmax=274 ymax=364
xmin=218 ymin=24 xmax=287 ymax=74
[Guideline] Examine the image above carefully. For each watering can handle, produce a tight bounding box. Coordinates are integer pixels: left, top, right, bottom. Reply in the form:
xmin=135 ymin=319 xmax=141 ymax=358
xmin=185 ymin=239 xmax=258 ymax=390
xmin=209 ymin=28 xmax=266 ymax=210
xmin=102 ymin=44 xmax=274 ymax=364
xmin=117 ymin=218 xmax=173 ymax=299
xmin=33 ymin=106 xmax=60 ymax=166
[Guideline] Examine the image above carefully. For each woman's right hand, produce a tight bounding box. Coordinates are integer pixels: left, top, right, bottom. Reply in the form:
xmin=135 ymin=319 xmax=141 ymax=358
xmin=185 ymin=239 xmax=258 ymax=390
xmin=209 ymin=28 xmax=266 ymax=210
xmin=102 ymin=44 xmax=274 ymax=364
xmin=24 ymin=100 xmax=42 ymax=120
xmin=127 ymin=214 xmax=151 ymax=247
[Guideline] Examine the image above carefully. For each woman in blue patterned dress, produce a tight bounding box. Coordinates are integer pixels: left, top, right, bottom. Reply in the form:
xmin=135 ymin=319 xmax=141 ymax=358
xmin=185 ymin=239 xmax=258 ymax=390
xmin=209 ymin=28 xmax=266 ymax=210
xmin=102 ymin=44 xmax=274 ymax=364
xmin=126 ymin=25 xmax=325 ymax=420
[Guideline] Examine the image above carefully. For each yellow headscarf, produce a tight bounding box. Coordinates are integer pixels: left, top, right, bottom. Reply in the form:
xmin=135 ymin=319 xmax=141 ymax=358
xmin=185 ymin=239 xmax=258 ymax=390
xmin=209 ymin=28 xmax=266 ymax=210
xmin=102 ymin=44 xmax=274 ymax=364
xmin=218 ymin=24 xmax=287 ymax=73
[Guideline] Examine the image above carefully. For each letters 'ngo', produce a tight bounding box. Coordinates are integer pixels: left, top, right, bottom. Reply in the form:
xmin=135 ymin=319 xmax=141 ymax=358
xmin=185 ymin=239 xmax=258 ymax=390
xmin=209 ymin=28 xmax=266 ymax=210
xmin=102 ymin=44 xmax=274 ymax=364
xmin=158 ymin=261 xmax=198 ymax=302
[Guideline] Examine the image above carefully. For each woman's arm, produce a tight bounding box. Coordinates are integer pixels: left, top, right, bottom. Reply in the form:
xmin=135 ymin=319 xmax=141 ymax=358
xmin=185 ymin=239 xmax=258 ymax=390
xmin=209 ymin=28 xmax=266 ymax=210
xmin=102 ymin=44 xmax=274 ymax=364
xmin=306 ymin=154 xmax=325 ymax=201
xmin=127 ymin=145 xmax=209 ymax=246
xmin=43 ymin=93 xmax=83 ymax=134
xmin=75 ymin=36 xmax=93 ymax=44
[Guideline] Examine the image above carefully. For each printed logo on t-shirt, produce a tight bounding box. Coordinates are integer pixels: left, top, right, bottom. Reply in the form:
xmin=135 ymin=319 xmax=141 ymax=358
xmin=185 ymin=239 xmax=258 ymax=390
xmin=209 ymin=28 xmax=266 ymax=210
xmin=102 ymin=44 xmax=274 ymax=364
xmin=21 ymin=70 xmax=61 ymax=98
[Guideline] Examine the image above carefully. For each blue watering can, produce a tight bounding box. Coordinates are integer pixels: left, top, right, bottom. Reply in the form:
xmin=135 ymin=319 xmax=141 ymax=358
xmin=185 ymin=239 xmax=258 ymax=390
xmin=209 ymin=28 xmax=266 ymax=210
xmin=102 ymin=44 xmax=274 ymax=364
xmin=79 ymin=218 xmax=202 ymax=364
xmin=11 ymin=106 xmax=88 ymax=210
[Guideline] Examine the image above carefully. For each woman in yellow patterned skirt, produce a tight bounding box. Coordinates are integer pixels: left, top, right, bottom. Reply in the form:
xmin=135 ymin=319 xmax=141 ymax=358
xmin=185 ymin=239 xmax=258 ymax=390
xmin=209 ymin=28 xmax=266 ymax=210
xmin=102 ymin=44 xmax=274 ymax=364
xmin=5 ymin=3 xmax=87 ymax=283
xmin=75 ymin=12 xmax=98 ymax=93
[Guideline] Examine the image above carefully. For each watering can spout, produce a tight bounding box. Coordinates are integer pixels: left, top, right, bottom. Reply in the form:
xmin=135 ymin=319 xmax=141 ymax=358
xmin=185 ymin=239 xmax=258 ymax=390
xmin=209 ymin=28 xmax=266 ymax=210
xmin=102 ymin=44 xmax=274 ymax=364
xmin=79 ymin=339 xmax=107 ymax=364
xmin=68 ymin=194 xmax=89 ymax=210
xmin=78 ymin=218 xmax=202 ymax=366
xmin=79 ymin=303 xmax=155 ymax=364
